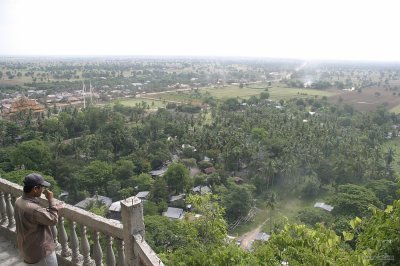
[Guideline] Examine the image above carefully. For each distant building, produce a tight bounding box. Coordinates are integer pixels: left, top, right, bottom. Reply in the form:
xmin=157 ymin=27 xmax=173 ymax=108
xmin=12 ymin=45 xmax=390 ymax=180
xmin=203 ymin=167 xmax=216 ymax=175
xmin=192 ymin=186 xmax=211 ymax=195
xmin=0 ymin=96 xmax=44 ymax=120
xmin=149 ymin=167 xmax=168 ymax=178
xmin=163 ymin=207 xmax=184 ymax=220
xmin=136 ymin=191 xmax=150 ymax=200
xmin=169 ymin=194 xmax=186 ymax=207
xmin=108 ymin=200 xmax=123 ymax=220
xmin=233 ymin=177 xmax=244 ymax=184
xmin=314 ymin=202 xmax=334 ymax=212
xmin=75 ymin=195 xmax=112 ymax=210
xmin=255 ymin=232 xmax=270 ymax=241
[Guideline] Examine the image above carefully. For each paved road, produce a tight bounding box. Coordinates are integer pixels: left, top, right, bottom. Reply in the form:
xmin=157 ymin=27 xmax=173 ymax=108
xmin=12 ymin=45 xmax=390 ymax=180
xmin=0 ymin=235 xmax=25 ymax=266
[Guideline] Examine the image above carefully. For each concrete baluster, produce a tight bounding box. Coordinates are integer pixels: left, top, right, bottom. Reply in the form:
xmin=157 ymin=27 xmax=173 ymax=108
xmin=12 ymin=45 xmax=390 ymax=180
xmin=81 ymin=225 xmax=94 ymax=266
xmin=0 ymin=192 xmax=8 ymax=225
xmin=93 ymin=231 xmax=103 ymax=266
xmin=106 ymin=235 xmax=116 ymax=266
xmin=51 ymin=225 xmax=62 ymax=251
xmin=5 ymin=193 xmax=15 ymax=228
xmin=116 ymin=238 xmax=125 ymax=266
xmin=58 ymin=217 xmax=71 ymax=257
xmin=121 ymin=196 xmax=145 ymax=266
xmin=69 ymin=220 xmax=83 ymax=265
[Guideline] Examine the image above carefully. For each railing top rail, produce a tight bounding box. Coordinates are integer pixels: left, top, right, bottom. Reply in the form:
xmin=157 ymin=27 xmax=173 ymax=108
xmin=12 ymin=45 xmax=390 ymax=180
xmin=134 ymin=234 xmax=165 ymax=266
xmin=0 ymin=177 xmax=123 ymax=239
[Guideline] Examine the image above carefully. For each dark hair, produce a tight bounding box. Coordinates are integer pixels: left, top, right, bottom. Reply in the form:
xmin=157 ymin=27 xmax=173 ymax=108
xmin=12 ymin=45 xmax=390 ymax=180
xmin=23 ymin=185 xmax=34 ymax=193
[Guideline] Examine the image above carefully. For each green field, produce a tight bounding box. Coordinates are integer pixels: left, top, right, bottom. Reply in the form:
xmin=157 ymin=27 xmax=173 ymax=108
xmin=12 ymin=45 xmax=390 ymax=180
xmin=150 ymin=84 xmax=336 ymax=104
xmin=389 ymin=104 xmax=400 ymax=114
xmin=117 ymin=98 xmax=167 ymax=109
xmin=268 ymin=87 xmax=335 ymax=100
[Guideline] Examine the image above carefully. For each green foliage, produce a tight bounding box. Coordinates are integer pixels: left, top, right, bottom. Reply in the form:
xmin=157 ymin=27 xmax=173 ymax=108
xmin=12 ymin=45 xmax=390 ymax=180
xmin=11 ymin=140 xmax=51 ymax=172
xmin=329 ymin=184 xmax=383 ymax=217
xmin=164 ymin=163 xmax=191 ymax=193
xmin=88 ymin=200 xmax=108 ymax=217
xmin=365 ymin=179 xmax=398 ymax=205
xmin=162 ymin=243 xmax=258 ymax=266
xmin=356 ymin=201 xmax=400 ymax=265
xmin=298 ymin=174 xmax=321 ymax=199
xmin=78 ymin=160 xmax=113 ymax=194
xmin=253 ymin=223 xmax=362 ymax=265
xmin=144 ymin=215 xmax=197 ymax=254
xmin=297 ymin=207 xmax=333 ymax=226
xmin=132 ymin=173 xmax=154 ymax=191
xmin=150 ymin=177 xmax=169 ymax=203
xmin=113 ymin=159 xmax=135 ymax=180
xmin=223 ymin=184 xmax=253 ymax=222
xmin=3 ymin=170 xmax=61 ymax=196
xmin=186 ymin=194 xmax=227 ymax=245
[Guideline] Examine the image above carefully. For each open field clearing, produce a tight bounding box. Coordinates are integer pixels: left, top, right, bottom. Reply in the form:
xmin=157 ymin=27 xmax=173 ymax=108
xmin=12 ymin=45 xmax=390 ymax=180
xmin=148 ymin=85 xmax=336 ymax=104
xmin=268 ymin=87 xmax=335 ymax=100
xmin=117 ymin=98 xmax=167 ymax=108
xmin=327 ymin=86 xmax=400 ymax=112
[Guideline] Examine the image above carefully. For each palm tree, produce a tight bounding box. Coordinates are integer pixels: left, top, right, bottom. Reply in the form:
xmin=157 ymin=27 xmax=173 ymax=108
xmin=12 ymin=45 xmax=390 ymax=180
xmin=266 ymin=192 xmax=277 ymax=233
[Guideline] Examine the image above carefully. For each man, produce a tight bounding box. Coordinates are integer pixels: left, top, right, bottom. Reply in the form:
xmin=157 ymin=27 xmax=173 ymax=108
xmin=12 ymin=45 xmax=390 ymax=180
xmin=14 ymin=173 xmax=62 ymax=265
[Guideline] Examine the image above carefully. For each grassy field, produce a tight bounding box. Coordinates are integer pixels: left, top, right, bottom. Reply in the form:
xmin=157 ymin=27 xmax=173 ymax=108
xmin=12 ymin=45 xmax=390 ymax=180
xmin=231 ymin=188 xmax=331 ymax=236
xmin=389 ymin=104 xmax=400 ymax=113
xmin=117 ymin=98 xmax=167 ymax=109
xmin=149 ymin=84 xmax=336 ymax=105
xmin=268 ymin=87 xmax=335 ymax=100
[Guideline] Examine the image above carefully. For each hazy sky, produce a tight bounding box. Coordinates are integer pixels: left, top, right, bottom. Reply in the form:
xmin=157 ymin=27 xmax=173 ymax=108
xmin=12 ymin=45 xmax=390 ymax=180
xmin=1 ymin=0 xmax=399 ymax=61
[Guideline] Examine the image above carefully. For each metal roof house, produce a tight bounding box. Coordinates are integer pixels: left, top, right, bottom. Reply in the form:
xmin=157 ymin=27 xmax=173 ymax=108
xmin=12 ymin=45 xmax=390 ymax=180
xmin=162 ymin=207 xmax=184 ymax=220
xmin=314 ymin=202 xmax=334 ymax=212
xmin=192 ymin=185 xmax=211 ymax=195
xmin=74 ymin=195 xmax=112 ymax=210
xmin=136 ymin=191 xmax=150 ymax=200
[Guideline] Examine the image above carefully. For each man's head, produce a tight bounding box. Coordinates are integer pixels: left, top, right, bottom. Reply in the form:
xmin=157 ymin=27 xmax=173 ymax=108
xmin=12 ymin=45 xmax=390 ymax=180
xmin=23 ymin=173 xmax=50 ymax=196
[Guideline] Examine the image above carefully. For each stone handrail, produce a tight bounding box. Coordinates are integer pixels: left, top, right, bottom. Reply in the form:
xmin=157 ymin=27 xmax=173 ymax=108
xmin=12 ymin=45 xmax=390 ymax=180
xmin=0 ymin=177 xmax=164 ymax=266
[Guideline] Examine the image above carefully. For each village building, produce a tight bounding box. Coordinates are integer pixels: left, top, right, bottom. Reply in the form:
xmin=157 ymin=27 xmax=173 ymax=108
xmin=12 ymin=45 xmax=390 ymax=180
xmin=162 ymin=207 xmax=184 ymax=220
xmin=169 ymin=194 xmax=186 ymax=208
xmin=191 ymin=185 xmax=211 ymax=195
xmin=203 ymin=166 xmax=216 ymax=175
xmin=314 ymin=202 xmax=334 ymax=212
xmin=0 ymin=96 xmax=45 ymax=120
xmin=136 ymin=191 xmax=150 ymax=200
xmin=108 ymin=200 xmax=123 ymax=220
xmin=74 ymin=195 xmax=112 ymax=210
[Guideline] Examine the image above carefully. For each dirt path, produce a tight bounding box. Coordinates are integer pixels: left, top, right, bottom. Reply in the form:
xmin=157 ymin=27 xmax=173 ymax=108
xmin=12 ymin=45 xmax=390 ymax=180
xmin=239 ymin=218 xmax=269 ymax=249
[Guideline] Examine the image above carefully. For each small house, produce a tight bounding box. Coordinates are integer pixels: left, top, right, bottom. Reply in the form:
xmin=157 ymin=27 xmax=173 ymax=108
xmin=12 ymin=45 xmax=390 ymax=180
xmin=163 ymin=207 xmax=184 ymax=220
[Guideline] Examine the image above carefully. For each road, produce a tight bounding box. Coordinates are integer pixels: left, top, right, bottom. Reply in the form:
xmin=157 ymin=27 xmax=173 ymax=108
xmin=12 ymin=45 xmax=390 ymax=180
xmin=238 ymin=218 xmax=269 ymax=249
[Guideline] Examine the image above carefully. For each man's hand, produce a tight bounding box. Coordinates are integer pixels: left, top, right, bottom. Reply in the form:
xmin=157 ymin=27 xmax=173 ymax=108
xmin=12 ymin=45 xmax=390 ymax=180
xmin=43 ymin=188 xmax=53 ymax=200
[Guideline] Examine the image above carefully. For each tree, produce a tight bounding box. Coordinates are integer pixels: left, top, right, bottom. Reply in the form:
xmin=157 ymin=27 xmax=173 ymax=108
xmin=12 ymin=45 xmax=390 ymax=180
xmin=132 ymin=173 xmax=154 ymax=191
xmin=365 ymin=179 xmax=398 ymax=205
xmin=78 ymin=160 xmax=113 ymax=195
xmin=113 ymin=159 xmax=135 ymax=181
xmin=356 ymin=201 xmax=400 ymax=264
xmin=260 ymin=91 xmax=270 ymax=100
xmin=164 ymin=163 xmax=191 ymax=193
xmin=329 ymin=184 xmax=383 ymax=217
xmin=297 ymin=207 xmax=333 ymax=226
xmin=150 ymin=177 xmax=169 ymax=203
xmin=3 ymin=169 xmax=60 ymax=196
xmin=223 ymin=184 xmax=253 ymax=222
xmin=11 ymin=140 xmax=51 ymax=172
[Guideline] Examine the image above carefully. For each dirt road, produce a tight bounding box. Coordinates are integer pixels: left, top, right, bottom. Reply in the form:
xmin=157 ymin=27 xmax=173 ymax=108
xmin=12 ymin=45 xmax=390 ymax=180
xmin=238 ymin=218 xmax=269 ymax=249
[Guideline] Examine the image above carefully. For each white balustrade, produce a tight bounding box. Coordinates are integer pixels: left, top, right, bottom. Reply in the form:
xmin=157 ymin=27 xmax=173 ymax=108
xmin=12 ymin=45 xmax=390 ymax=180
xmin=0 ymin=177 xmax=164 ymax=266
